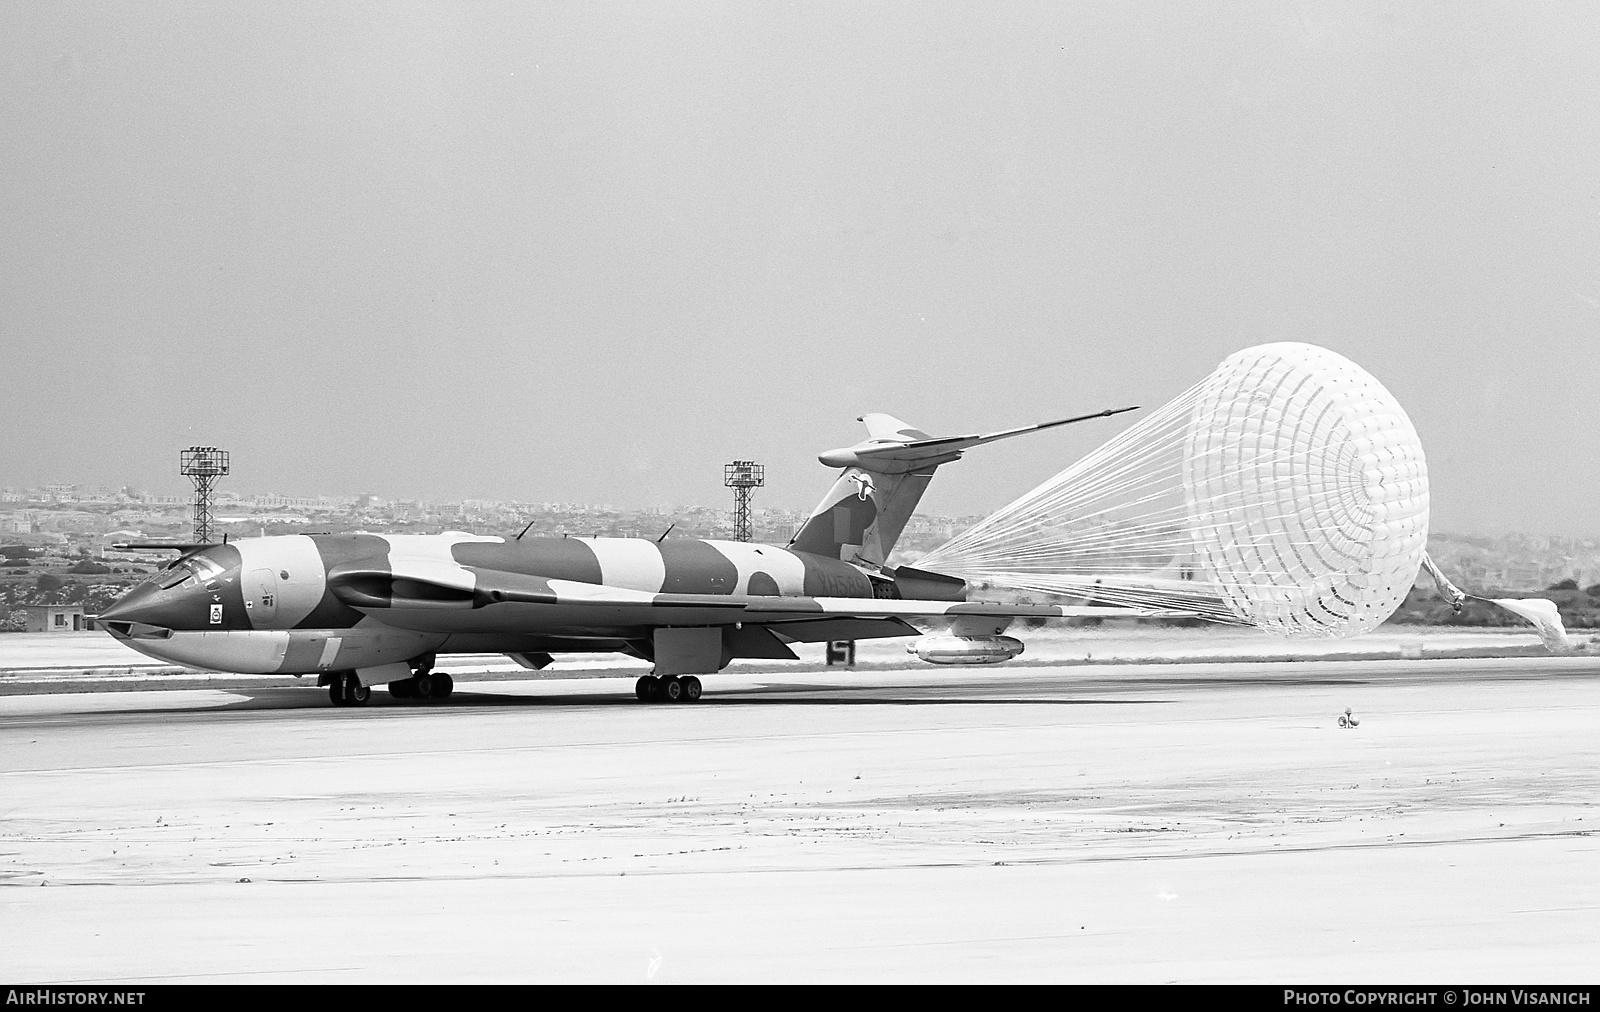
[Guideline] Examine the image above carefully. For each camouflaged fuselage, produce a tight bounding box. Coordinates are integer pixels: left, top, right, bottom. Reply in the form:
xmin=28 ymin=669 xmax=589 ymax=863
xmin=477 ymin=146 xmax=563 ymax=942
xmin=100 ymin=532 xmax=880 ymax=674
xmin=98 ymin=409 xmax=1144 ymax=679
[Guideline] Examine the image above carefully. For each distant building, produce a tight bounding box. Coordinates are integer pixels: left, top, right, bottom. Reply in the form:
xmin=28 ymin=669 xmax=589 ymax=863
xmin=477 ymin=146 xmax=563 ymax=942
xmin=3 ymin=531 xmax=68 ymax=548
xmin=247 ymin=494 xmax=321 ymax=509
xmin=23 ymin=604 xmax=93 ymax=633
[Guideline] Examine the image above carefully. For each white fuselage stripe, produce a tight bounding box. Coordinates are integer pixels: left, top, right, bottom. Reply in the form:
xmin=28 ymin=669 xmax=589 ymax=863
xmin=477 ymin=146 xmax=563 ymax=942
xmin=704 ymin=540 xmax=807 ymax=595
xmin=230 ymin=535 xmax=327 ymax=630
xmin=582 ymin=538 xmax=667 ymax=593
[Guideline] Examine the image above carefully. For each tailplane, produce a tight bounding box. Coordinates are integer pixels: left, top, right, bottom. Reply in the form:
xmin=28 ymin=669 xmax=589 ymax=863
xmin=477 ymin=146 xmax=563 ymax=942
xmin=788 ymin=407 xmax=1138 ymax=567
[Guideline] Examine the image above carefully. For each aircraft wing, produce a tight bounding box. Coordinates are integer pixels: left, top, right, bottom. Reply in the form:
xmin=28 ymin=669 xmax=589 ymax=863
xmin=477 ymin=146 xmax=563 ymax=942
xmin=327 ymin=563 xmax=1199 ymax=628
xmin=717 ymin=595 xmax=1192 ymax=621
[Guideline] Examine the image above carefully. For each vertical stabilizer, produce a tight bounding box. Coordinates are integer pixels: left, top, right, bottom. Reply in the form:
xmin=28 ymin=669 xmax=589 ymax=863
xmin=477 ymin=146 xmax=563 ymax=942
xmin=788 ymin=407 xmax=1140 ymax=568
xmin=788 ymin=464 xmax=935 ymax=566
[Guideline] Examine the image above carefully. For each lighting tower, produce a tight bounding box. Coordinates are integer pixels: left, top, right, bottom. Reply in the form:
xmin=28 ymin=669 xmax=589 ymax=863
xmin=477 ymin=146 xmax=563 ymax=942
xmin=723 ymin=460 xmax=764 ymax=542
xmin=180 ymin=446 xmax=230 ymax=543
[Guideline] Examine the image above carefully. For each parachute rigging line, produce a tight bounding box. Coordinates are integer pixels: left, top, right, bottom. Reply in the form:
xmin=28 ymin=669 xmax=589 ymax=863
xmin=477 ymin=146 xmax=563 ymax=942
xmin=918 ymin=342 xmax=1429 ymax=638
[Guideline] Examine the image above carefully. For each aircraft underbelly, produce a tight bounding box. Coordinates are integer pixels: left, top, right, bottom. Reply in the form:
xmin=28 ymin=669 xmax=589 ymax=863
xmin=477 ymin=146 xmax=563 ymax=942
xmin=112 ymin=630 xmax=291 ymax=674
xmin=276 ymin=628 xmax=447 ymax=673
xmin=115 ymin=628 xmax=446 ymax=675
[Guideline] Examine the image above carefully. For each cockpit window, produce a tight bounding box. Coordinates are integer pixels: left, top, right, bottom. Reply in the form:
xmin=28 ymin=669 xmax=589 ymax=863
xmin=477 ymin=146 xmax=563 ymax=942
xmin=156 ymin=554 xmax=226 ymax=590
xmin=158 ymin=564 xmax=198 ymax=590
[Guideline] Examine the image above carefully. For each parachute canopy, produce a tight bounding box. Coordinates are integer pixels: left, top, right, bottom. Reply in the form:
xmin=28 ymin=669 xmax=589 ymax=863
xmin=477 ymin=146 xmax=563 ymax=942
xmin=919 ymin=342 xmax=1429 ymax=638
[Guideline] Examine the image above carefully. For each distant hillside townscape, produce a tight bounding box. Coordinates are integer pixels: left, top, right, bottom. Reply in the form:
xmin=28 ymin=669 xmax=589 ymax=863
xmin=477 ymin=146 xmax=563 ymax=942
xmin=1 ymin=482 xmax=1594 ymax=631
xmin=1421 ymin=532 xmax=1600 ymax=594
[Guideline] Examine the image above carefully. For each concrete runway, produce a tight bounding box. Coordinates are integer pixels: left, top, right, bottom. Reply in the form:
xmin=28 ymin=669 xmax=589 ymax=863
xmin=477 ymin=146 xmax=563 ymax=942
xmin=2 ymin=657 xmax=1598 ymax=982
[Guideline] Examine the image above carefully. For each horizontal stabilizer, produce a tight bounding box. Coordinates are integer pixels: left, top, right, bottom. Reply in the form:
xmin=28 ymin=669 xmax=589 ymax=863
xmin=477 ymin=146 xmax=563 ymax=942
xmin=817 ymin=406 xmax=1139 ymax=472
xmin=873 ymin=405 xmax=1142 ymax=454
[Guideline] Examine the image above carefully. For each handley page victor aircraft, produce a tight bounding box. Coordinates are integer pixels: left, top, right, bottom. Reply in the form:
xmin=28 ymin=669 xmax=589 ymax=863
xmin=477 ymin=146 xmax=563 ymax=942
xmin=99 ymin=407 xmax=1184 ymax=706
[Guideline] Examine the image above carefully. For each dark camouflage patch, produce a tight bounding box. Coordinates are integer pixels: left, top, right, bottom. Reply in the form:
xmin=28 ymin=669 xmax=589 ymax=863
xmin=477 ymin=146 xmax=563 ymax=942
xmin=453 ymin=537 xmax=603 ymax=585
xmin=796 ymin=550 xmax=874 ymax=597
xmin=658 ymin=538 xmax=739 ymax=594
xmin=298 ymin=534 xmax=390 ymax=629
xmin=746 ymin=571 xmax=781 ymax=596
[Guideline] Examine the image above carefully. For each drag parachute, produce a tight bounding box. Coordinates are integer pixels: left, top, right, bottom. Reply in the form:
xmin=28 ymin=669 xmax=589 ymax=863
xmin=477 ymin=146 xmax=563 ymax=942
xmin=919 ymin=342 xmax=1429 ymax=638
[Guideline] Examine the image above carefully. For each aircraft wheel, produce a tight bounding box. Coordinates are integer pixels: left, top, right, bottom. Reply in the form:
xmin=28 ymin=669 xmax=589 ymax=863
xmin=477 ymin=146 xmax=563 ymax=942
xmin=635 ymin=676 xmax=655 ymax=702
xmin=414 ymin=674 xmax=435 ymax=700
xmin=681 ymin=676 xmax=702 ymax=702
xmin=434 ymin=673 xmax=454 ymax=700
xmin=389 ymin=679 xmax=414 ymax=700
xmin=329 ymin=672 xmax=368 ymax=707
xmin=660 ymin=676 xmax=684 ymax=703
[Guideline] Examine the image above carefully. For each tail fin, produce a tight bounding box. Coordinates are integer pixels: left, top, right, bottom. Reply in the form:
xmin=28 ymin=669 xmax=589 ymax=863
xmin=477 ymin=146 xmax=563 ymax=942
xmin=786 ymin=414 xmax=937 ymax=566
xmin=787 ymin=408 xmax=1139 ymax=567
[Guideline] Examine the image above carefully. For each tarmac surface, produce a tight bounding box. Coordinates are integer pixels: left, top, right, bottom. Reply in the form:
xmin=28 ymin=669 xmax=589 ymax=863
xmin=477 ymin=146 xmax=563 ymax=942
xmin=2 ymin=652 xmax=1598 ymax=982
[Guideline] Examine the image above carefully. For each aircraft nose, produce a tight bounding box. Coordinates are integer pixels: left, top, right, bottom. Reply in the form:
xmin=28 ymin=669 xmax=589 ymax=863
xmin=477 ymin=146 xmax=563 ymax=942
xmin=98 ymin=576 xmax=212 ymax=630
xmin=98 ymin=582 xmax=171 ymax=626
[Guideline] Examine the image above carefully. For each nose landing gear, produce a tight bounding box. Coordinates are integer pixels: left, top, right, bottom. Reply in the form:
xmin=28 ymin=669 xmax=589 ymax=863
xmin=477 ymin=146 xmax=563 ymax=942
xmin=634 ymin=674 xmax=703 ymax=703
xmin=328 ymin=672 xmax=370 ymax=707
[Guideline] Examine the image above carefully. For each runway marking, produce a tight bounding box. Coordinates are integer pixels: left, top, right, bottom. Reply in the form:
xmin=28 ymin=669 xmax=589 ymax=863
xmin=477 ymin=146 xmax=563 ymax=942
xmin=10 ymin=829 xmax=1597 ymax=892
xmin=57 ymin=968 xmax=368 ymax=982
xmin=3 ymin=687 xmax=1593 ymax=776
xmin=0 ymin=713 xmax=1176 ymax=776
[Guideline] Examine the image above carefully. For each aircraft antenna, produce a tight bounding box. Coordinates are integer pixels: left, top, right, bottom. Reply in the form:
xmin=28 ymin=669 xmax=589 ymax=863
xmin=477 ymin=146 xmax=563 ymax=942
xmin=179 ymin=446 xmax=229 ymax=544
xmin=723 ymin=460 xmax=765 ymax=542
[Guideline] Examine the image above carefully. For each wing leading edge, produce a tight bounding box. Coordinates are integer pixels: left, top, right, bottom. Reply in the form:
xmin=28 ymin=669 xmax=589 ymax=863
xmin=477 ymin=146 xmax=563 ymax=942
xmin=327 ymin=564 xmax=1199 ymax=627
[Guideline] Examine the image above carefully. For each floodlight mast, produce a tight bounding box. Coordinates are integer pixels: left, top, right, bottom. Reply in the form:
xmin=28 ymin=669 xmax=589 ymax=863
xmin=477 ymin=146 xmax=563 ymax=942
xmin=180 ymin=447 xmax=230 ymax=543
xmin=723 ymin=460 xmax=765 ymax=543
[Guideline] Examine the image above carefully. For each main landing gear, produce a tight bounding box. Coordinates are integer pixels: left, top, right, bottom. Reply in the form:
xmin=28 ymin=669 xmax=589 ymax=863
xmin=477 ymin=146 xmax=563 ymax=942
xmin=635 ymin=674 xmax=703 ymax=703
xmin=388 ymin=672 xmax=454 ymax=703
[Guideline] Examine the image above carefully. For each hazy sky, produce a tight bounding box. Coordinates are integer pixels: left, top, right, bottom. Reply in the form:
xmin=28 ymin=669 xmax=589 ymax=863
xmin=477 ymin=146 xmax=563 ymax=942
xmin=3 ymin=3 xmax=1597 ymax=535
